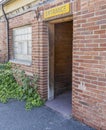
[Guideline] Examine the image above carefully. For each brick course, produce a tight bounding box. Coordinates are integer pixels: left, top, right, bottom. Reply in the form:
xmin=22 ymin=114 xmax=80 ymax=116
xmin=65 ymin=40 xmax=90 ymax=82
xmin=73 ymin=0 xmax=106 ymax=129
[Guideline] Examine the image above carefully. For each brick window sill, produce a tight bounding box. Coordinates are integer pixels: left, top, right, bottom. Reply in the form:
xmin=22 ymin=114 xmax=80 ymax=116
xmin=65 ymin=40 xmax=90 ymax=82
xmin=9 ymin=60 xmax=32 ymax=66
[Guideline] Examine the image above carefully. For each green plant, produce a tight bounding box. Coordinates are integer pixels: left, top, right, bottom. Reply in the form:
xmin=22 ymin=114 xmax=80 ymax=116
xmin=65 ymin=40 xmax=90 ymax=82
xmin=0 ymin=62 xmax=44 ymax=110
xmin=0 ymin=62 xmax=17 ymax=103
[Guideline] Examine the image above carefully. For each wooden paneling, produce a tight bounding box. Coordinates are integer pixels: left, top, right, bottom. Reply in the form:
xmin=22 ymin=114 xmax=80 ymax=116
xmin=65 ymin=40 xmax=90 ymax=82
xmin=54 ymin=21 xmax=73 ymax=96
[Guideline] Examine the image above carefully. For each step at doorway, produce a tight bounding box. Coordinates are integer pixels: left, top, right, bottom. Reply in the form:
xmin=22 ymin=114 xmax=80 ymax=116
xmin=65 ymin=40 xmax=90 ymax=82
xmin=46 ymin=91 xmax=72 ymax=118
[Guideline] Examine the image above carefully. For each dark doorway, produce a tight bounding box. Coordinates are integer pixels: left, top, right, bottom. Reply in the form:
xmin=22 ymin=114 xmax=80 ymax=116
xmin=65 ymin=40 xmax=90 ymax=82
xmin=54 ymin=21 xmax=73 ymax=97
xmin=47 ymin=20 xmax=73 ymax=117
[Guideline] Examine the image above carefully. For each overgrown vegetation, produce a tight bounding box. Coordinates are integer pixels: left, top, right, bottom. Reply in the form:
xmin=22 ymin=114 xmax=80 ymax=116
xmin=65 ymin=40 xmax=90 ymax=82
xmin=0 ymin=62 xmax=44 ymax=110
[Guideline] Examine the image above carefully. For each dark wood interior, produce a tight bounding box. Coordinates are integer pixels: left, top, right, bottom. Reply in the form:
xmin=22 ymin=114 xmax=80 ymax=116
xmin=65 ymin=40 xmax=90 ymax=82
xmin=54 ymin=21 xmax=73 ymax=96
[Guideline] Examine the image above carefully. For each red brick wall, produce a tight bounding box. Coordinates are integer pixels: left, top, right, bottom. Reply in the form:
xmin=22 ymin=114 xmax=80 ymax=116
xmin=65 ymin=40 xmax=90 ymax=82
xmin=0 ymin=0 xmax=106 ymax=129
xmin=73 ymin=0 xmax=106 ymax=129
xmin=9 ymin=11 xmax=49 ymax=99
xmin=0 ymin=22 xmax=8 ymax=63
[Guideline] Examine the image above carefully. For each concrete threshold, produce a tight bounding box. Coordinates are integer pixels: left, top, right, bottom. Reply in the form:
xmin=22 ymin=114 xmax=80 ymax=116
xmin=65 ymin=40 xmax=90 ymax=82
xmin=46 ymin=91 xmax=72 ymax=119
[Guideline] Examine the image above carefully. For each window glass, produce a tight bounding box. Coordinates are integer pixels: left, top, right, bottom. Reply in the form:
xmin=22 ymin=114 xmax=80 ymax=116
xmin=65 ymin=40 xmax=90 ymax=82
xmin=13 ymin=26 xmax=32 ymax=62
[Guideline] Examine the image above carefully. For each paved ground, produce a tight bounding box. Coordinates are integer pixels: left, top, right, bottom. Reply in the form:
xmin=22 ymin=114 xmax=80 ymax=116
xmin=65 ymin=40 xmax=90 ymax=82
xmin=0 ymin=101 xmax=95 ymax=130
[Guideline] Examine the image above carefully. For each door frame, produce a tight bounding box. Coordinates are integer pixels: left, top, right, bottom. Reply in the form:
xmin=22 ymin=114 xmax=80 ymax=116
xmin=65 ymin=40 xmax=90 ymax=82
xmin=48 ymin=23 xmax=55 ymax=100
xmin=48 ymin=16 xmax=73 ymax=100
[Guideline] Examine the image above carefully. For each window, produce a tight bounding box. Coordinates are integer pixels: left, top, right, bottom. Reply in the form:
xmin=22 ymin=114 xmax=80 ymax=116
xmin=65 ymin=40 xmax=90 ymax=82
xmin=13 ymin=26 xmax=32 ymax=63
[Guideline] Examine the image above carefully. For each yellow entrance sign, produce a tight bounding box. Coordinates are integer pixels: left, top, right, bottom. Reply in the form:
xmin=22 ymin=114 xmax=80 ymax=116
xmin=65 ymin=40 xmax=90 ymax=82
xmin=44 ymin=3 xmax=70 ymax=19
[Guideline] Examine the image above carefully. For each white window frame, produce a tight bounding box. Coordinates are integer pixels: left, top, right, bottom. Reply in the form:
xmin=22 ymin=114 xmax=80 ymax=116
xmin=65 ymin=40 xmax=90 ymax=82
xmin=12 ymin=26 xmax=32 ymax=64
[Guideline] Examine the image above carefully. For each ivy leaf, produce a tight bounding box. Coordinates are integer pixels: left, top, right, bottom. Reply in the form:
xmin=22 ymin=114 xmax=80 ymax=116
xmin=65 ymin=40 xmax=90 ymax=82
xmin=28 ymin=88 xmax=33 ymax=95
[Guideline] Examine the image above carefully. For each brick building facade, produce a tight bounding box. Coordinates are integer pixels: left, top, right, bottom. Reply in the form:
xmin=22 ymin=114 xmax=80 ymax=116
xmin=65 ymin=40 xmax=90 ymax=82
xmin=0 ymin=0 xmax=106 ymax=129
